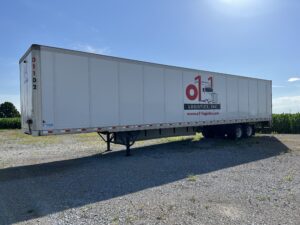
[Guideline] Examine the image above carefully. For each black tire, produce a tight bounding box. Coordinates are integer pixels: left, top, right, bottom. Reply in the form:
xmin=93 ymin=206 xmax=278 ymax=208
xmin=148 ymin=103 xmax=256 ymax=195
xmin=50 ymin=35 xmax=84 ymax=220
xmin=202 ymin=127 xmax=215 ymax=138
xmin=243 ymin=124 xmax=253 ymax=138
xmin=228 ymin=125 xmax=243 ymax=140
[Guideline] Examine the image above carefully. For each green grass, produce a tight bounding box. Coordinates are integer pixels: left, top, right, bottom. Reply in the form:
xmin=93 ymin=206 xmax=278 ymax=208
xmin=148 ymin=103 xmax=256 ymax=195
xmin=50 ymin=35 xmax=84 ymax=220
xmin=111 ymin=216 xmax=119 ymax=225
xmin=187 ymin=174 xmax=197 ymax=182
xmin=256 ymin=195 xmax=270 ymax=202
xmin=192 ymin=133 xmax=203 ymax=141
xmin=74 ymin=132 xmax=100 ymax=142
xmin=0 ymin=130 xmax=60 ymax=145
xmin=283 ymin=172 xmax=294 ymax=182
xmin=0 ymin=130 xmax=108 ymax=153
xmin=163 ymin=136 xmax=190 ymax=143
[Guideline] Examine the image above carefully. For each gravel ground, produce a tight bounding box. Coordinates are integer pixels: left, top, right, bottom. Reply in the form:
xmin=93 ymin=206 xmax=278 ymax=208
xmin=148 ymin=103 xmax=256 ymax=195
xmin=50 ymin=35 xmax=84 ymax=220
xmin=0 ymin=130 xmax=299 ymax=225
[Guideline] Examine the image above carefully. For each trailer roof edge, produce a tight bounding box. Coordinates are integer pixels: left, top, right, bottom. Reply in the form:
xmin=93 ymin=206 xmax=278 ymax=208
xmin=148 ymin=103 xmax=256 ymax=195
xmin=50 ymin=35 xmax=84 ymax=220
xmin=20 ymin=44 xmax=271 ymax=82
xmin=19 ymin=44 xmax=41 ymax=64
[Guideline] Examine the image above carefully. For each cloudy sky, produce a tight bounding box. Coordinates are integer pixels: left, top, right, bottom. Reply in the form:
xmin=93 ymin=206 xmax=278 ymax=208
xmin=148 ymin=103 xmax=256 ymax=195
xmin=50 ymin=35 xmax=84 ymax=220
xmin=0 ymin=0 xmax=300 ymax=113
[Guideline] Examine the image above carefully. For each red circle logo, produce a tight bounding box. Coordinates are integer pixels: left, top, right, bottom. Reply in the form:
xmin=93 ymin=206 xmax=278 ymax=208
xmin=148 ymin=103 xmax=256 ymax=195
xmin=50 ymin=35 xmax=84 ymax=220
xmin=186 ymin=84 xmax=198 ymax=100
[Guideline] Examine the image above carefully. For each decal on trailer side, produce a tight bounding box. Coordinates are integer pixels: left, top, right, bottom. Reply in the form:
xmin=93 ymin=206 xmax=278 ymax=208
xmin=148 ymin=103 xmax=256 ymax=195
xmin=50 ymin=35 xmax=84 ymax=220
xmin=184 ymin=74 xmax=221 ymax=113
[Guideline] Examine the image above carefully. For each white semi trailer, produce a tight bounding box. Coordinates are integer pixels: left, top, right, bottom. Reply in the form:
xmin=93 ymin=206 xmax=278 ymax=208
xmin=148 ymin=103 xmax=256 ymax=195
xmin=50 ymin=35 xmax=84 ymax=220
xmin=20 ymin=45 xmax=272 ymax=155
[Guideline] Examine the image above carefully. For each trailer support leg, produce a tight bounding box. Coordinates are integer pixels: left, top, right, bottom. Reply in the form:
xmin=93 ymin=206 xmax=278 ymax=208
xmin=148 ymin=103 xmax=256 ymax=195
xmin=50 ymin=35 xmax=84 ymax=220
xmin=97 ymin=132 xmax=114 ymax=153
xmin=106 ymin=133 xmax=111 ymax=152
xmin=125 ymin=136 xmax=131 ymax=156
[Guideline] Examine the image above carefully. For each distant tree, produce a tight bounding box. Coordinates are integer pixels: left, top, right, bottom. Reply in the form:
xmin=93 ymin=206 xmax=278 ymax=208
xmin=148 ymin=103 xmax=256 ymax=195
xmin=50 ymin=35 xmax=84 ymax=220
xmin=0 ymin=102 xmax=20 ymax=118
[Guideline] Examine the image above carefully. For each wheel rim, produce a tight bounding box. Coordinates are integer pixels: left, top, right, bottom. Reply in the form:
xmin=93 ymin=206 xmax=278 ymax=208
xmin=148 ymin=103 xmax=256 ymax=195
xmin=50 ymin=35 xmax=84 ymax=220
xmin=246 ymin=126 xmax=252 ymax=136
xmin=236 ymin=127 xmax=242 ymax=138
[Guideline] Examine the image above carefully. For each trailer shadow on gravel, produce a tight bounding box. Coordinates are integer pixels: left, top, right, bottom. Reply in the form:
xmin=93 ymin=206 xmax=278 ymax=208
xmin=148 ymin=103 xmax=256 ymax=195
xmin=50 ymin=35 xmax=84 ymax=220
xmin=0 ymin=135 xmax=290 ymax=224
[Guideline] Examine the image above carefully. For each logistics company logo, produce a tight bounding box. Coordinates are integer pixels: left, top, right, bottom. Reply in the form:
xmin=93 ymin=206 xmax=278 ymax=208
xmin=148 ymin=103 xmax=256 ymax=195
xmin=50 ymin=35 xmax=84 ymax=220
xmin=184 ymin=75 xmax=221 ymax=110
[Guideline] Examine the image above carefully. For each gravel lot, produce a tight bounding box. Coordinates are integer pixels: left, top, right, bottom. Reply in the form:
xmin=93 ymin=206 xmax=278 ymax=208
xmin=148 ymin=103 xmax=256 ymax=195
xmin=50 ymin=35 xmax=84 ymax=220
xmin=0 ymin=130 xmax=299 ymax=225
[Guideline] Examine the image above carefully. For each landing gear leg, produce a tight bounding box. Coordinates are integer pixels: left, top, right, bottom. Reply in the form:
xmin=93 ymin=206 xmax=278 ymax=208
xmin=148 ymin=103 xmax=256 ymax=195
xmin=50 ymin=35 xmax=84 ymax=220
xmin=106 ymin=133 xmax=111 ymax=152
xmin=125 ymin=136 xmax=131 ymax=156
xmin=97 ymin=132 xmax=114 ymax=152
xmin=112 ymin=131 xmax=138 ymax=156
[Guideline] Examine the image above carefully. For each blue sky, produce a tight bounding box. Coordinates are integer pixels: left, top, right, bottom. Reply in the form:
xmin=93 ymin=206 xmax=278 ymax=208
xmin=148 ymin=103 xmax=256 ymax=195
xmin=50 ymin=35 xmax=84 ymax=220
xmin=0 ymin=0 xmax=299 ymax=113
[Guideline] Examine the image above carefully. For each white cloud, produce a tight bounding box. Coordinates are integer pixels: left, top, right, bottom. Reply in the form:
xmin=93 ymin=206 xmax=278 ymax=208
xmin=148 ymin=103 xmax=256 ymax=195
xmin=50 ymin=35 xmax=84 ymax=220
xmin=72 ymin=43 xmax=110 ymax=55
xmin=288 ymin=77 xmax=300 ymax=82
xmin=273 ymin=96 xmax=300 ymax=113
